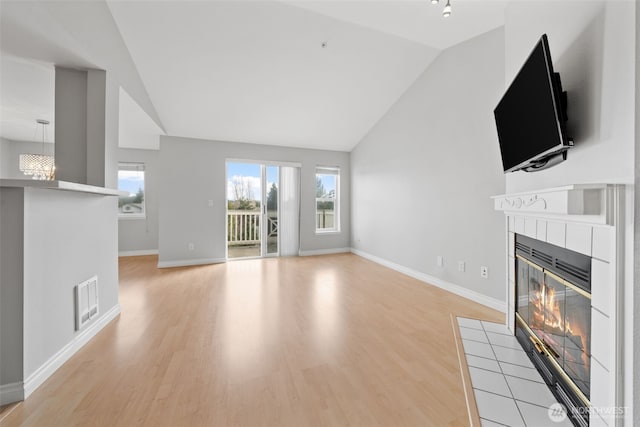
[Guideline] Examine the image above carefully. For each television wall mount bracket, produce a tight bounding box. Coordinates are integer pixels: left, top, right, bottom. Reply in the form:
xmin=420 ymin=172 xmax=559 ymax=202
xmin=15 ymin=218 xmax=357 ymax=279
xmin=519 ymin=139 xmax=574 ymax=173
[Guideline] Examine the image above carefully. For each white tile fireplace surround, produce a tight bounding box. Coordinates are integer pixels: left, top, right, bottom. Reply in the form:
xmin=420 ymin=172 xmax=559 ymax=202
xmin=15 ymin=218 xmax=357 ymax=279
xmin=493 ymin=184 xmax=625 ymax=427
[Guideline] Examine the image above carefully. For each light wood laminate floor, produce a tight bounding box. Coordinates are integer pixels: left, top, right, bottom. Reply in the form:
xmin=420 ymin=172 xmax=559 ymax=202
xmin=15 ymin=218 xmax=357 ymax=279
xmin=2 ymin=254 xmax=501 ymax=427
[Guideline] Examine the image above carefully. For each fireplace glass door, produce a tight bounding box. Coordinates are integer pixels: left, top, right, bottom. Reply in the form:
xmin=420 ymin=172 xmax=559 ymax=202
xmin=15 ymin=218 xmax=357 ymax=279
xmin=516 ymin=257 xmax=591 ymax=400
xmin=561 ymin=276 xmax=591 ymax=398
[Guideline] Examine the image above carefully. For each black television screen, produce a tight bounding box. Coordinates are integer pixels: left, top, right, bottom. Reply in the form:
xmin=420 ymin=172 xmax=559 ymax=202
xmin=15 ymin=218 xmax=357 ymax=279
xmin=494 ymin=34 xmax=571 ymax=173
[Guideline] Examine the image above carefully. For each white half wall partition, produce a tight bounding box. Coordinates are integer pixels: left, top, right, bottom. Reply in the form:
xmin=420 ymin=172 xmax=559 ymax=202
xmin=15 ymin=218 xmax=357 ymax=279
xmin=0 ymin=180 xmax=120 ymax=405
xmin=280 ymin=166 xmax=300 ymax=257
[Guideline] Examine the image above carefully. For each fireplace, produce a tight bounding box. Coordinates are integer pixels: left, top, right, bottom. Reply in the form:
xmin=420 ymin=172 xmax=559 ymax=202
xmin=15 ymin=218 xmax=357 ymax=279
xmin=515 ymin=234 xmax=591 ymax=427
xmin=493 ymin=184 xmax=623 ymax=426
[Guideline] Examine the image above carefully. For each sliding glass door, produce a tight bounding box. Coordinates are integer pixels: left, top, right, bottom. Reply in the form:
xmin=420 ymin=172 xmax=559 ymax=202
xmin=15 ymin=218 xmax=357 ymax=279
xmin=226 ymin=162 xmax=262 ymax=259
xmin=264 ymin=165 xmax=279 ymax=256
xmin=227 ymin=162 xmax=296 ymax=259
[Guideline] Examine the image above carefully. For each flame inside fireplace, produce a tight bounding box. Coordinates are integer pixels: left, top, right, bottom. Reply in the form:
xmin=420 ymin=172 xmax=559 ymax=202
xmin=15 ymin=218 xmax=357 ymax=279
xmin=530 ymin=276 xmax=589 ymax=384
xmin=515 ymin=236 xmax=593 ymax=408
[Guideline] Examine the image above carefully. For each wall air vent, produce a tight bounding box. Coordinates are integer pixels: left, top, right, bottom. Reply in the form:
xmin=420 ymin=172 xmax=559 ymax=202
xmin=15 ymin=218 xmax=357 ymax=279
xmin=76 ymin=275 xmax=99 ymax=330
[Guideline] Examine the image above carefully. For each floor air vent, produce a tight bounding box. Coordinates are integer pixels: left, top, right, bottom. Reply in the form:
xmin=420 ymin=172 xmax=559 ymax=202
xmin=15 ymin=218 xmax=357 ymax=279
xmin=76 ymin=275 xmax=99 ymax=330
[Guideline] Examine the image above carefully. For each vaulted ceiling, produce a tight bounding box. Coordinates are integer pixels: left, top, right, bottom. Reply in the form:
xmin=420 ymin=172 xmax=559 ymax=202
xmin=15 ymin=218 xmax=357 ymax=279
xmin=0 ymin=0 xmax=509 ymax=151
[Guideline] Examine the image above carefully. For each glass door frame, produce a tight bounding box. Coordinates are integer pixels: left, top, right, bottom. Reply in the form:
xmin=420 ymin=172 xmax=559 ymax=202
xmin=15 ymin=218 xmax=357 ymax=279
xmin=262 ymin=164 xmax=279 ymax=258
xmin=225 ymin=159 xmax=280 ymax=260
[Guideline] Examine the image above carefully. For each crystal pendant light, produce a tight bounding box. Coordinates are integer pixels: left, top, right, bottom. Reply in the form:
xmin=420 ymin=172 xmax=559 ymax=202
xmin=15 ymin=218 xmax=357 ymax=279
xmin=19 ymin=119 xmax=55 ymax=180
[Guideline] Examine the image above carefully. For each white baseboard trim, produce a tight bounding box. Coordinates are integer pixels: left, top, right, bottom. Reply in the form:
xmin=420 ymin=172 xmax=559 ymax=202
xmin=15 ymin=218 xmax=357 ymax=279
xmin=23 ymin=304 xmax=121 ymax=399
xmin=351 ymin=248 xmax=506 ymax=313
xmin=0 ymin=382 xmax=24 ymax=406
xmin=298 ymin=247 xmax=351 ymax=256
xmin=157 ymin=258 xmax=226 ymax=268
xmin=118 ymin=249 xmax=158 ymax=257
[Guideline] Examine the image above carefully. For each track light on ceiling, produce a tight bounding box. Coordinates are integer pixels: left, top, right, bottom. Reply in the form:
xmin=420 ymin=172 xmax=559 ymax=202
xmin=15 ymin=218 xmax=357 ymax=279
xmin=443 ymin=0 xmax=452 ymax=17
xmin=432 ymin=0 xmax=452 ymax=18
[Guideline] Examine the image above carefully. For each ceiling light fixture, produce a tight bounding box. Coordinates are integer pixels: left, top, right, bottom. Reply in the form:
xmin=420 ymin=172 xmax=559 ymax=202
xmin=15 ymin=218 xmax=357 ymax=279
xmin=431 ymin=0 xmax=439 ymax=4
xmin=19 ymin=119 xmax=55 ymax=180
xmin=443 ymin=0 xmax=452 ymax=17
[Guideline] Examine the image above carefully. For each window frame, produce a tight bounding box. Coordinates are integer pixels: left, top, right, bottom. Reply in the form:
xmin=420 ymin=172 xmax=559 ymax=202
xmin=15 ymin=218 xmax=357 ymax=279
xmin=315 ymin=166 xmax=340 ymax=234
xmin=117 ymin=162 xmax=146 ymax=220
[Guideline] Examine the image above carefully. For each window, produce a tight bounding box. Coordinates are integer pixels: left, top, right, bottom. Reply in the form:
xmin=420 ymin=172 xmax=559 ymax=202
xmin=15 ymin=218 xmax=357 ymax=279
xmin=118 ymin=162 xmax=145 ymax=218
xmin=315 ymin=167 xmax=339 ymax=232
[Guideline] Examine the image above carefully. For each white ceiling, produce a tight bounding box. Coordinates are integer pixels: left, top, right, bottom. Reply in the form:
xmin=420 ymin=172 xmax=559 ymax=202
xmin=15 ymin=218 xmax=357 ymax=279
xmin=0 ymin=54 xmax=163 ymax=149
xmin=119 ymin=88 xmax=165 ymax=151
xmin=0 ymin=0 xmax=164 ymax=145
xmin=0 ymin=54 xmax=55 ymax=143
xmin=1 ymin=0 xmax=509 ymax=152
xmin=286 ymin=0 xmax=510 ymax=49
xmin=107 ymin=0 xmax=441 ymax=151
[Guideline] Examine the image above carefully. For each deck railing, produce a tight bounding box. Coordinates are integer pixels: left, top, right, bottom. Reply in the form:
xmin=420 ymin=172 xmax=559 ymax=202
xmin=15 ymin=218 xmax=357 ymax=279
xmin=316 ymin=210 xmax=335 ymax=229
xmin=227 ymin=210 xmax=260 ymax=246
xmin=228 ymin=210 xmax=332 ymax=245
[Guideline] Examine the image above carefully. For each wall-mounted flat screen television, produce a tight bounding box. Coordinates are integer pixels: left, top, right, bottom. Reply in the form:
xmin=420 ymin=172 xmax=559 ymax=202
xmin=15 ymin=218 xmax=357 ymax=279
xmin=494 ymin=34 xmax=573 ymax=173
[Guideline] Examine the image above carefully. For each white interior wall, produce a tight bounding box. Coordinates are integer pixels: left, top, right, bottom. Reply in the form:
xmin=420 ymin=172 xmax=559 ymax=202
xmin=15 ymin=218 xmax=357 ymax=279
xmin=22 ymin=188 xmax=119 ymax=379
xmin=117 ymin=147 xmax=159 ymax=254
xmin=504 ymin=1 xmax=636 ymax=422
xmin=104 ymin=75 xmax=120 ymax=190
xmin=158 ymin=136 xmax=350 ymax=266
xmin=633 ymin=2 xmax=640 ymax=424
xmin=0 ymin=185 xmax=119 ymax=404
xmin=0 ymin=189 xmax=24 ymax=393
xmin=54 ymin=67 xmax=88 ymax=184
xmin=0 ymin=138 xmax=9 ymax=177
xmin=350 ymin=27 xmax=506 ymax=303
xmin=504 ymin=0 xmax=635 ymax=193
xmin=0 ymin=0 xmax=163 ymax=132
xmin=86 ymin=69 xmax=107 ymax=187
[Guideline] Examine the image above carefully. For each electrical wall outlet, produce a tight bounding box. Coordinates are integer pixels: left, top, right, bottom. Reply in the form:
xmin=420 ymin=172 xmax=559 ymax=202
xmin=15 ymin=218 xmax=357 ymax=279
xmin=188 ymin=243 xmax=195 ymax=251
xmin=458 ymin=261 xmax=465 ymax=272
xmin=437 ymin=256 xmax=444 ymax=267
xmin=480 ymin=266 xmax=489 ymax=279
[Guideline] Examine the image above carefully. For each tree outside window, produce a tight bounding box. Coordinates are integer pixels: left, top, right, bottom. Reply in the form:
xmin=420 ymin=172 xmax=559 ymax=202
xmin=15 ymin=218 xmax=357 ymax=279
xmin=315 ymin=167 xmax=339 ymax=232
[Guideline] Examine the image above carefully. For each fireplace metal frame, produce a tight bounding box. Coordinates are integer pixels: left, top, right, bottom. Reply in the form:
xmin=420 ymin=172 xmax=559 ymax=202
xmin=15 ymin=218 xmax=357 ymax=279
xmin=516 ymin=311 xmax=590 ymax=401
xmin=515 ymin=313 xmax=590 ymax=426
xmin=514 ymin=234 xmax=592 ymax=427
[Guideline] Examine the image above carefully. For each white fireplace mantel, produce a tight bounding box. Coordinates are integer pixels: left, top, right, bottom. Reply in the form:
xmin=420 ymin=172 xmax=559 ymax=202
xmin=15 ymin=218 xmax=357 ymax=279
xmin=492 ymin=183 xmax=625 ymax=427
xmin=491 ymin=184 xmax=616 ymax=225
